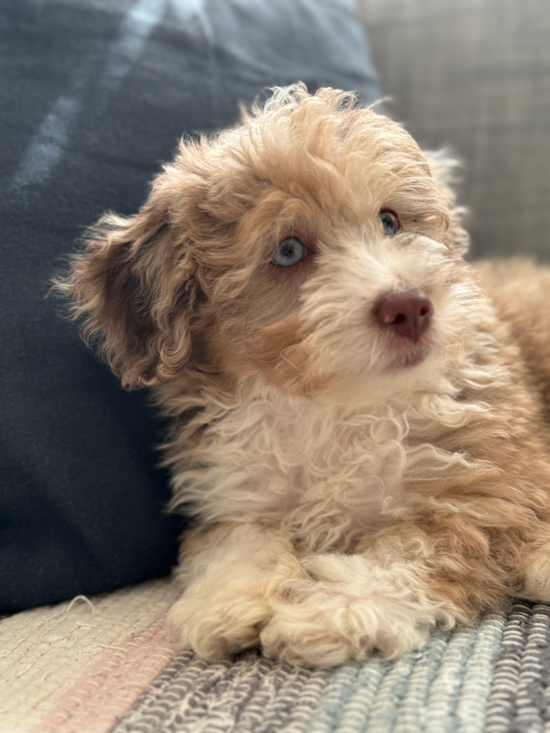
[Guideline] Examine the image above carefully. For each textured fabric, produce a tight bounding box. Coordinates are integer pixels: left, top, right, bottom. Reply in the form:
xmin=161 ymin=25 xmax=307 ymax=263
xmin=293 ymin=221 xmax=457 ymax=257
xmin=0 ymin=0 xmax=380 ymax=611
xmin=308 ymin=614 xmax=506 ymax=733
xmin=357 ymin=0 xmax=550 ymax=261
xmin=485 ymin=602 xmax=550 ymax=733
xmin=7 ymin=581 xmax=550 ymax=733
xmin=38 ymin=619 xmax=174 ymax=733
xmin=110 ymin=652 xmax=328 ymax=733
xmin=106 ymin=611 xmax=507 ymax=733
xmin=0 ymin=578 xmax=180 ymax=732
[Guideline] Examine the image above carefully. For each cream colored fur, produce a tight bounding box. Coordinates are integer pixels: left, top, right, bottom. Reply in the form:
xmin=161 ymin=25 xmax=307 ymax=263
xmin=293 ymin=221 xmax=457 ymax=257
xmin=57 ymin=85 xmax=550 ymax=668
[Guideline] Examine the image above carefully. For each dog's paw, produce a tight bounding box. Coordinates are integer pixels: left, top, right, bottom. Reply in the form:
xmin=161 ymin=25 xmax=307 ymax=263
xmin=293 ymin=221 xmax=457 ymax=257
xmin=519 ymin=551 xmax=550 ymax=602
xmin=167 ymin=587 xmax=270 ymax=659
xmin=166 ymin=551 xmax=304 ymax=659
xmin=259 ymin=554 xmax=447 ymax=668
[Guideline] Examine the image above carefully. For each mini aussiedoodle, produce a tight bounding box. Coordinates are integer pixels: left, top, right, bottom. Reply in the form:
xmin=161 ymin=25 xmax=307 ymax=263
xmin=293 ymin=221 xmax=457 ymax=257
xmin=58 ymin=85 xmax=550 ymax=668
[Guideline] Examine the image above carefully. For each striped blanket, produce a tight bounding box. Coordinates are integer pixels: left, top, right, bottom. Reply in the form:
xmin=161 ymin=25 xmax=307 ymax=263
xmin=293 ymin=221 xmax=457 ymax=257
xmin=0 ymin=578 xmax=544 ymax=732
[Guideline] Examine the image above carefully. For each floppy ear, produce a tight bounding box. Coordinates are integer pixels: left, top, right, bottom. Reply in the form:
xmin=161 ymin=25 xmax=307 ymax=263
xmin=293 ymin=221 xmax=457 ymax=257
xmin=56 ymin=203 xmax=198 ymax=388
xmin=423 ymin=150 xmax=470 ymax=255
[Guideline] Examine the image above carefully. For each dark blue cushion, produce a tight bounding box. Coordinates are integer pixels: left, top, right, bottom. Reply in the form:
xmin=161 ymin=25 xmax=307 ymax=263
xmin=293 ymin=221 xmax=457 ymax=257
xmin=0 ymin=0 xmax=381 ymax=611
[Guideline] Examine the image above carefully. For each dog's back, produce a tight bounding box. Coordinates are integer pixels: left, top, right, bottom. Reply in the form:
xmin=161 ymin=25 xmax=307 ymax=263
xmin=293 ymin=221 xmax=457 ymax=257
xmin=476 ymin=259 xmax=550 ymax=412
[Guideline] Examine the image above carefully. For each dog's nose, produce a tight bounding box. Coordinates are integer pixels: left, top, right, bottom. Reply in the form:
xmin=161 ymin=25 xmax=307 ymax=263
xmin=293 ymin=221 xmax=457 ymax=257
xmin=374 ymin=289 xmax=433 ymax=342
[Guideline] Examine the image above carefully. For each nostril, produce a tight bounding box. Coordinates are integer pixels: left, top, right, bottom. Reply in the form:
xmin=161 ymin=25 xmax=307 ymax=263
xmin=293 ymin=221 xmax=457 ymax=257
xmin=375 ymin=289 xmax=433 ymax=342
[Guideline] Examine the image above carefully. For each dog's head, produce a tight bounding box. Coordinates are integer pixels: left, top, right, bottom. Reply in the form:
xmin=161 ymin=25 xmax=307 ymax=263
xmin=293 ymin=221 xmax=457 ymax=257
xmin=58 ymin=85 xmax=475 ymax=403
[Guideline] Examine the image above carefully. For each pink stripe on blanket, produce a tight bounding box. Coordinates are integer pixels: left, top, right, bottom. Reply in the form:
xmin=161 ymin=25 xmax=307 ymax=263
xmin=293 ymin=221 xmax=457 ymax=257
xmin=34 ymin=617 xmax=175 ymax=733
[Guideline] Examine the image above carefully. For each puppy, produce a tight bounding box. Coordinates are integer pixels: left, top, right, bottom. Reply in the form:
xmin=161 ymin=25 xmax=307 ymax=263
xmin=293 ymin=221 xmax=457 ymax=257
xmin=57 ymin=85 xmax=550 ymax=668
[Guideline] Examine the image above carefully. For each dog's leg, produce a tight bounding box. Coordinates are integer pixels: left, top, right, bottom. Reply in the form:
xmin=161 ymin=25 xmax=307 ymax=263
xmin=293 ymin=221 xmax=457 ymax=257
xmin=259 ymin=520 xmax=508 ymax=668
xmin=517 ymin=531 xmax=550 ymax=602
xmin=259 ymin=549 xmax=455 ymax=668
xmin=167 ymin=522 xmax=303 ymax=658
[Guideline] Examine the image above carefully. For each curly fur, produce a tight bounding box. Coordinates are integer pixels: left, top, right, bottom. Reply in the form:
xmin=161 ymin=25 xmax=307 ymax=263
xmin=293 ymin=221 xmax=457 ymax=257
xmin=55 ymin=84 xmax=550 ymax=668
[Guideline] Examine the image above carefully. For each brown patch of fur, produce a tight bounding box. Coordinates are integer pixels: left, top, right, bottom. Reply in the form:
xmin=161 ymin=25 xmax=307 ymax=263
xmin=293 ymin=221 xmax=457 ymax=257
xmin=249 ymin=313 xmax=331 ymax=397
xmin=55 ymin=207 xmax=201 ymax=387
xmin=476 ymin=259 xmax=550 ymax=413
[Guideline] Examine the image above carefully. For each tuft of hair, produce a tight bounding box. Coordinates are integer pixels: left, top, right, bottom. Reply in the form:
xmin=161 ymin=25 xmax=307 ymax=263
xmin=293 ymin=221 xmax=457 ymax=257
xmin=423 ymin=149 xmax=470 ymax=254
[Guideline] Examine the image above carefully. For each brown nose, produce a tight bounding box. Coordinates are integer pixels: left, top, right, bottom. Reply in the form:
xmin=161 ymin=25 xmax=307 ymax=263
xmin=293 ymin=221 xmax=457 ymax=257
xmin=375 ymin=289 xmax=433 ymax=342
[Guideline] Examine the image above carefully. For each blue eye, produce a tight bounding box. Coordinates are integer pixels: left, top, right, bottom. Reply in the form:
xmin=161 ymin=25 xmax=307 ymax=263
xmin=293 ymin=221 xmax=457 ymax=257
xmin=380 ymin=210 xmax=400 ymax=236
xmin=271 ymin=237 xmax=308 ymax=267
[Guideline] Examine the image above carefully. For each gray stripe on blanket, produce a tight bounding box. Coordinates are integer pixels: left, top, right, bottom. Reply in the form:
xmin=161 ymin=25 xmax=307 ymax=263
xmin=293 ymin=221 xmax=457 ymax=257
xmin=485 ymin=602 xmax=550 ymax=733
xmin=109 ymin=650 xmax=327 ymax=733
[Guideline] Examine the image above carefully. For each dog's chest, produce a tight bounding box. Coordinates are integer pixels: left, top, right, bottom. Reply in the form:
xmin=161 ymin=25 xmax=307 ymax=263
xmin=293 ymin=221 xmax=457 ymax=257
xmin=192 ymin=392 xmax=413 ymax=551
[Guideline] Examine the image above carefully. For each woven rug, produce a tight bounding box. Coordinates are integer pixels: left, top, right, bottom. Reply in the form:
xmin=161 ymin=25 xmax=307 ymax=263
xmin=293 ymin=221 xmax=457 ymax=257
xmin=0 ymin=580 xmax=546 ymax=733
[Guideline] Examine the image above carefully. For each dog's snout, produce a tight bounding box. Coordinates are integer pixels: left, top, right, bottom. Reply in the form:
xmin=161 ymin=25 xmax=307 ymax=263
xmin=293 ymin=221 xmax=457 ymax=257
xmin=375 ymin=289 xmax=433 ymax=342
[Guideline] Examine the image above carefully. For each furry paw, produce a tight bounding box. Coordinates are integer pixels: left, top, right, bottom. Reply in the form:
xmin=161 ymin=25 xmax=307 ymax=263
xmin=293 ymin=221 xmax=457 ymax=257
xmin=168 ymin=549 xmax=455 ymax=667
xmin=166 ymin=550 xmax=304 ymax=659
xmin=167 ymin=586 xmax=269 ymax=658
xmin=259 ymin=554 xmax=449 ymax=668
